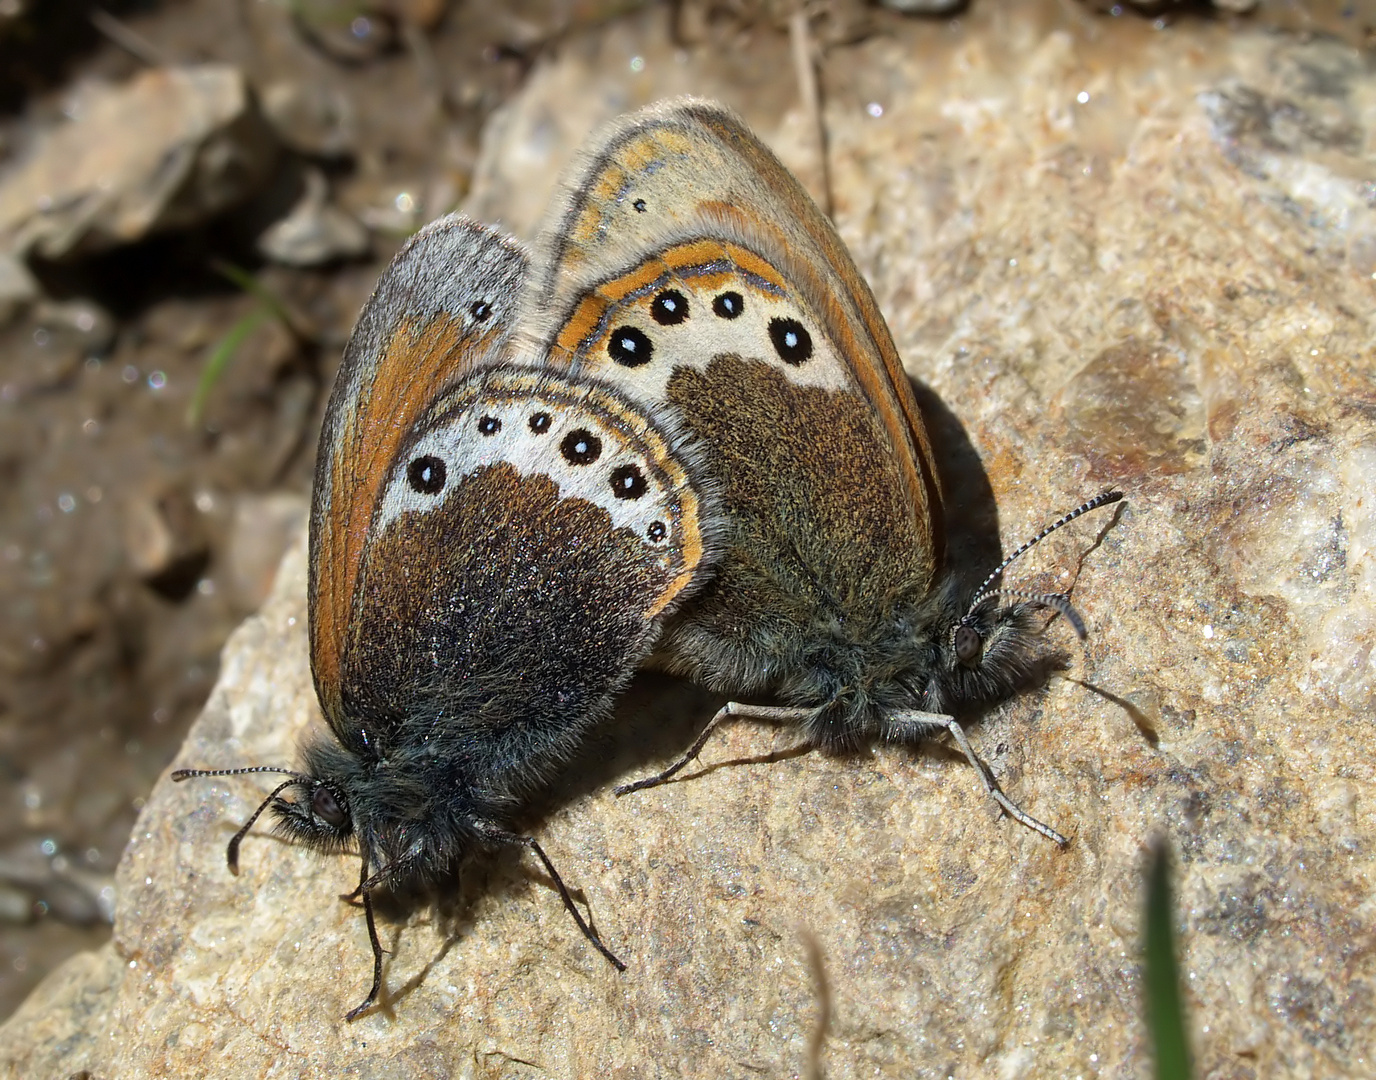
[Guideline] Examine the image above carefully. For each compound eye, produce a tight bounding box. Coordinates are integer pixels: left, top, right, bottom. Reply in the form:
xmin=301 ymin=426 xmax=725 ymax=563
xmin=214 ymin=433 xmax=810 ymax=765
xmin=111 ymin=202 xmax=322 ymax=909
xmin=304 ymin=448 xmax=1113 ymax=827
xmin=312 ymin=785 xmax=347 ymax=828
xmin=954 ymin=625 xmax=982 ymax=666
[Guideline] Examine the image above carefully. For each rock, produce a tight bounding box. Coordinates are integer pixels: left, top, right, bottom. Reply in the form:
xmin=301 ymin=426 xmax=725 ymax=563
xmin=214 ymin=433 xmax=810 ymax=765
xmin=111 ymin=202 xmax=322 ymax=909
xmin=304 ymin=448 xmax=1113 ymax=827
xmin=0 ymin=66 xmax=280 ymax=261
xmin=389 ymin=0 xmax=451 ymax=30
xmin=257 ymin=167 xmax=370 ymax=267
xmin=0 ymin=948 xmax=122 ymax=1080
xmin=1 ymin=297 xmax=116 ymax=394
xmin=352 ymin=183 xmax=426 ymax=234
xmin=260 ymin=80 xmax=357 ymax=159
xmin=878 ymin=0 xmax=964 ymax=13
xmin=31 ymin=299 xmax=116 ymax=358
xmin=4 ymin=9 xmax=1376 ymax=1079
xmin=288 ymin=6 xmax=399 ymax=65
xmin=121 ymin=484 xmax=210 ymax=600
xmin=0 ymin=885 xmax=28 ymax=925
xmin=0 ymin=847 xmax=113 ymax=928
xmin=0 ymin=0 xmax=25 ymax=32
xmin=0 ymin=252 xmax=36 ymax=325
xmin=1082 ymin=0 xmax=1259 ymax=12
xmin=464 ymin=6 xmax=801 ymax=240
xmin=223 ymin=493 xmax=307 ymax=611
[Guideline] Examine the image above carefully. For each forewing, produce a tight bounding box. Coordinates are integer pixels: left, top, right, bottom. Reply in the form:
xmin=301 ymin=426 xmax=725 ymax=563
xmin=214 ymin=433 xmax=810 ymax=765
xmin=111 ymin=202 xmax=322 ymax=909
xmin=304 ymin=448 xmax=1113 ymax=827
xmin=523 ymin=98 xmax=943 ymax=574
xmin=310 ymin=216 xmax=527 ymax=729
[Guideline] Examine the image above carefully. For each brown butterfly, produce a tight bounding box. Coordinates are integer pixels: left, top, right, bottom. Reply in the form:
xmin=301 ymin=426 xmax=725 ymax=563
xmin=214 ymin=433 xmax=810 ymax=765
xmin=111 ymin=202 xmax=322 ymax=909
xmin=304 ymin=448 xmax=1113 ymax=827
xmin=520 ymin=98 xmax=1122 ymax=844
xmin=175 ymin=215 xmax=719 ymax=1017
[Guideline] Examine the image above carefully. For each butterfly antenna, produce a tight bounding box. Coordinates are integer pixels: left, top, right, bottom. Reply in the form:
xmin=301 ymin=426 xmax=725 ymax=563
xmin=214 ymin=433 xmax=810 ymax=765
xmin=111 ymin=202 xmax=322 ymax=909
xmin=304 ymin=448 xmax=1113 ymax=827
xmin=172 ymin=766 xmax=309 ymax=874
xmin=171 ymin=765 xmax=308 ymax=781
xmin=967 ymin=490 xmax=1123 ymax=615
xmin=978 ymin=589 xmax=1088 ymax=639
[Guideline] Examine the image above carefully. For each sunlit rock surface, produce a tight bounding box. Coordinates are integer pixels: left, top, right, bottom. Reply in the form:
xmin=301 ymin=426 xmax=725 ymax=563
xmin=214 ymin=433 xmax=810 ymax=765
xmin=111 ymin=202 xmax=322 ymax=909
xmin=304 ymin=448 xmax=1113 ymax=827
xmin=3 ymin=7 xmax=1373 ymax=1078
xmin=0 ymin=65 xmax=279 ymax=261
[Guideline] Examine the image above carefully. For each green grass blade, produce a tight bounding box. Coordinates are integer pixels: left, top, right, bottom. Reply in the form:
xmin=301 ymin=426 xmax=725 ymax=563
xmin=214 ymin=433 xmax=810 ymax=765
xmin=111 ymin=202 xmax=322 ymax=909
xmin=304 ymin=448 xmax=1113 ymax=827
xmin=1145 ymin=837 xmax=1193 ymax=1080
xmin=210 ymin=260 xmax=296 ymax=332
xmin=187 ymin=305 xmax=271 ymax=429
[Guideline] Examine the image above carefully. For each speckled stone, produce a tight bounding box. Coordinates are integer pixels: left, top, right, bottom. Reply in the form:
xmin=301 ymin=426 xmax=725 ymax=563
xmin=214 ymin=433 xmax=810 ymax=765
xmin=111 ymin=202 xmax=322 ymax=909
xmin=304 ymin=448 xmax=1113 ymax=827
xmin=3 ymin=6 xmax=1373 ymax=1078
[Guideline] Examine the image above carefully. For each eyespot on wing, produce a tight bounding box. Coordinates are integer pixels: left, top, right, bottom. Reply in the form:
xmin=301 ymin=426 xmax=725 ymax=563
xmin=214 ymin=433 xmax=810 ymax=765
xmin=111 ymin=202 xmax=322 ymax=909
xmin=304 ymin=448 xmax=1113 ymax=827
xmin=348 ymin=367 xmax=721 ymax=698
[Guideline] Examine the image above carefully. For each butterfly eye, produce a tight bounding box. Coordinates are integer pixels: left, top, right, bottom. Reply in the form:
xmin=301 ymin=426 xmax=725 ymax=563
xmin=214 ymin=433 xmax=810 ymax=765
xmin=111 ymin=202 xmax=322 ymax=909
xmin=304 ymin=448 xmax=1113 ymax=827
xmin=407 ymin=455 xmax=447 ymax=495
xmin=477 ymin=415 xmax=501 ymax=436
xmin=647 ymin=521 xmax=667 ymax=542
xmin=529 ymin=412 xmax=551 ymax=433
xmin=608 ymin=326 xmax=653 ymax=367
xmin=633 ymin=198 xmax=647 ymax=212
xmin=768 ymin=317 xmax=813 ymax=365
xmin=712 ymin=292 xmax=743 ymax=319
xmin=312 ymin=785 xmax=347 ymax=827
xmin=561 ymin=429 xmax=602 ymax=465
xmin=470 ymin=300 xmax=492 ymax=321
xmin=954 ymin=625 xmax=982 ymax=666
xmin=610 ymin=464 xmax=648 ymax=500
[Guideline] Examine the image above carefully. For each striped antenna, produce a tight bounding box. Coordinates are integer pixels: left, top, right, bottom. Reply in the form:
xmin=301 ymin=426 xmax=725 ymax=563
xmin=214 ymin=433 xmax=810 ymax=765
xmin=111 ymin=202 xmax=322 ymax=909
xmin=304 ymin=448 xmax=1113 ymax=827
xmin=966 ymin=489 xmax=1123 ymax=616
xmin=976 ymin=589 xmax=1087 ymax=639
xmin=172 ymin=766 xmax=309 ymax=873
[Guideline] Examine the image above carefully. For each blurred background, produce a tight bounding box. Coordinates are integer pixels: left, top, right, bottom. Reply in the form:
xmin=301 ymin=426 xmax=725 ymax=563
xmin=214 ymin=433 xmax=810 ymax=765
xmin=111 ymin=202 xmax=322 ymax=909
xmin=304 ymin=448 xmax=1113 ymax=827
xmin=0 ymin=0 xmax=1365 ymax=1024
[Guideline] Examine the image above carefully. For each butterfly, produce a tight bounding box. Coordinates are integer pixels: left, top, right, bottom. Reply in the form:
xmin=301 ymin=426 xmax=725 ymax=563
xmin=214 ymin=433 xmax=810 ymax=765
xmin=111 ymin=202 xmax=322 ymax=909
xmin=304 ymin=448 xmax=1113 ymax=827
xmin=517 ymin=98 xmax=1123 ymax=845
xmin=174 ymin=214 xmax=719 ymax=1018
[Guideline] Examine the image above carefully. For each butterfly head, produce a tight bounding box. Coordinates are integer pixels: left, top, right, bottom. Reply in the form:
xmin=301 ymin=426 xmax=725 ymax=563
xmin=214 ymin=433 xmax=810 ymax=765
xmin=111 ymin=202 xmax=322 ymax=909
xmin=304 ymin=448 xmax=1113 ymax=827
xmin=289 ymin=723 xmax=515 ymax=893
xmin=264 ymin=767 xmax=356 ymax=860
xmin=172 ymin=732 xmax=498 ymax=1023
xmin=173 ymin=731 xmax=491 ymax=901
xmin=919 ymin=590 xmax=1064 ymax=716
xmin=917 ymin=490 xmax=1125 ymax=715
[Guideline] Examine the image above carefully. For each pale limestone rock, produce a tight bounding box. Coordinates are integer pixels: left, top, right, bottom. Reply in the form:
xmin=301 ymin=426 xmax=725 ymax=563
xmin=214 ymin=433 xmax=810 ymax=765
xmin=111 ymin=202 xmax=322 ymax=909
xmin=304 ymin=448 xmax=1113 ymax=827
xmin=0 ymin=66 xmax=279 ymax=260
xmin=260 ymin=80 xmax=357 ymax=159
xmin=257 ymin=167 xmax=369 ymax=268
xmin=3 ymin=7 xmax=1374 ymax=1078
xmin=223 ymin=492 xmax=309 ymax=612
xmin=0 ymin=251 xmax=36 ymax=324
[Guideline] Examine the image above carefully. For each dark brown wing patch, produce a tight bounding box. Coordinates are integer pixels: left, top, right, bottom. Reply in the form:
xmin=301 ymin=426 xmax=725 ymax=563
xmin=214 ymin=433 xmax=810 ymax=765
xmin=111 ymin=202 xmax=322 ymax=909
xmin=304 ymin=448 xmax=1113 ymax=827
xmin=339 ymin=464 xmax=681 ymax=765
xmin=658 ymin=355 xmax=930 ymax=694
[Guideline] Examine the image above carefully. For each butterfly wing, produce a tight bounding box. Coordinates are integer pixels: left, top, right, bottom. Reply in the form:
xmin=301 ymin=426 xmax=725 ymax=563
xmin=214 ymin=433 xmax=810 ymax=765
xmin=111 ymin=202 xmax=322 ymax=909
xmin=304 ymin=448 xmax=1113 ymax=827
xmin=310 ymin=215 xmax=528 ymax=730
xmin=523 ymin=99 xmax=942 ymax=695
xmin=335 ymin=366 xmax=716 ymax=795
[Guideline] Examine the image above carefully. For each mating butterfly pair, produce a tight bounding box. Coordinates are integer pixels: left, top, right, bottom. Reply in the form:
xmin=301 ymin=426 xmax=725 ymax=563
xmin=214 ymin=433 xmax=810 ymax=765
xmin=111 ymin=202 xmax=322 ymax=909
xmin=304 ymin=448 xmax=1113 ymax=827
xmin=175 ymin=99 xmax=1122 ymax=1018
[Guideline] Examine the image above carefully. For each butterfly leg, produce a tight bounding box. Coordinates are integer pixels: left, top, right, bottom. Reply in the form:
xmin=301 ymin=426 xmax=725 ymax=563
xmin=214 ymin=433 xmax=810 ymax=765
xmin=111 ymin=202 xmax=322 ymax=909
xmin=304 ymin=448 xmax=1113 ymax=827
xmin=885 ymin=710 xmax=1069 ymax=847
xmin=615 ymin=702 xmax=819 ymax=796
xmin=473 ymin=821 xmax=627 ymax=973
xmin=343 ymin=854 xmax=386 ymax=1020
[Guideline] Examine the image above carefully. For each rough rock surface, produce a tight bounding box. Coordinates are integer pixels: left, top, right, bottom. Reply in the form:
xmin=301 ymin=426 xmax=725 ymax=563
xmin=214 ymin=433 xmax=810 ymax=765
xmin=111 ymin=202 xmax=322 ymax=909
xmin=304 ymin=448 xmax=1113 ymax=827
xmin=256 ymin=167 xmax=370 ymax=268
xmin=0 ymin=65 xmax=279 ymax=260
xmin=3 ymin=7 xmax=1374 ymax=1078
